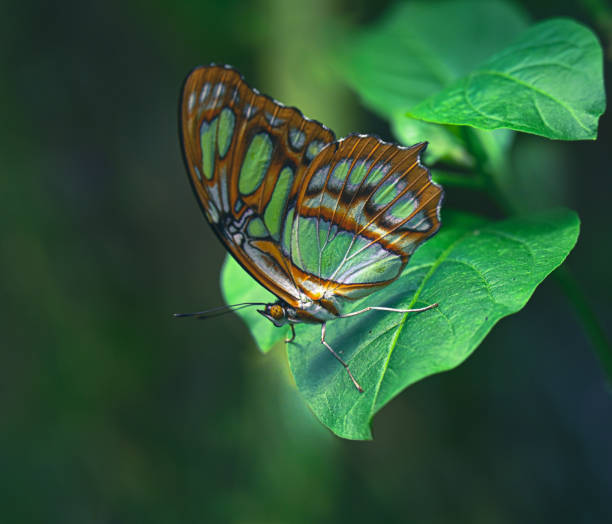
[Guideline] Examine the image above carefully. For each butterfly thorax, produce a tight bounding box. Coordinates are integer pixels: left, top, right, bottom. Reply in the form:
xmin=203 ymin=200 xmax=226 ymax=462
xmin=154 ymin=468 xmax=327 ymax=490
xmin=258 ymin=298 xmax=339 ymax=327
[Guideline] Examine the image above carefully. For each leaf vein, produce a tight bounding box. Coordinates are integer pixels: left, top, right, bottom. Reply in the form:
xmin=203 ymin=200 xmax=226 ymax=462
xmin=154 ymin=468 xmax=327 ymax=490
xmin=445 ymin=258 xmax=495 ymax=302
xmin=484 ymin=229 xmax=536 ymax=268
xmin=469 ymin=70 xmax=591 ymax=133
xmin=369 ymin=230 xmax=473 ymax=417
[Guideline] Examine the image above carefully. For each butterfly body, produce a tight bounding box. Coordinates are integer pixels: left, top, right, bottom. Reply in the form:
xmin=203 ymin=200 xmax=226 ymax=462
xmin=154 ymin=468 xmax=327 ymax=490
xmin=179 ymin=64 xmax=443 ymax=391
xmin=259 ymin=298 xmax=337 ymax=327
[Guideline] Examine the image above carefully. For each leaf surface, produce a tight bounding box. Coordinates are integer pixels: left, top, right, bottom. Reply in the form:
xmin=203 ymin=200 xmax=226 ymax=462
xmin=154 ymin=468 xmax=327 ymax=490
xmin=337 ymin=0 xmax=528 ymax=158
xmin=222 ymin=209 xmax=580 ymax=438
xmin=408 ymin=19 xmax=606 ymax=140
xmin=339 ymin=0 xmax=529 ymax=117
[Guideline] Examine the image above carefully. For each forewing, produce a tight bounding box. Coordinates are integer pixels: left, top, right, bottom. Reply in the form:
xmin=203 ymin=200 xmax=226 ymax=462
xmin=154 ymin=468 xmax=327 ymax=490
xmin=293 ymin=135 xmax=443 ymax=302
xmin=180 ymin=65 xmax=336 ymax=307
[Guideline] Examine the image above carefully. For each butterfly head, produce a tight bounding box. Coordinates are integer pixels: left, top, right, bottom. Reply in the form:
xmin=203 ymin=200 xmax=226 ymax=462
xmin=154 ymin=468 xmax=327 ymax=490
xmin=258 ymin=302 xmax=290 ymax=327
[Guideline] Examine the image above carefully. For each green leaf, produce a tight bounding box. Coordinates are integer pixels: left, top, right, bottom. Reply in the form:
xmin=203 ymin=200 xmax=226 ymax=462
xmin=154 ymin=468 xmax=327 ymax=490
xmin=220 ymin=256 xmax=284 ymax=353
xmin=336 ymin=0 xmax=528 ymax=160
xmin=339 ymin=0 xmax=529 ymax=118
xmin=408 ymin=19 xmax=606 ymax=140
xmin=221 ymin=209 xmax=580 ymax=439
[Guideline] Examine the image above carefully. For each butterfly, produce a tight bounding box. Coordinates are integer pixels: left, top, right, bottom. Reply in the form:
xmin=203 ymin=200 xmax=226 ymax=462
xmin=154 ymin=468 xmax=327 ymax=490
xmin=177 ymin=64 xmax=443 ymax=392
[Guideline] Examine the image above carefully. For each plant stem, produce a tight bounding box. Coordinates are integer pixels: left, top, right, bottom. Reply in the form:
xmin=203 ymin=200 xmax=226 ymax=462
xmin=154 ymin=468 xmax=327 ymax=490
xmin=553 ymin=265 xmax=612 ymax=390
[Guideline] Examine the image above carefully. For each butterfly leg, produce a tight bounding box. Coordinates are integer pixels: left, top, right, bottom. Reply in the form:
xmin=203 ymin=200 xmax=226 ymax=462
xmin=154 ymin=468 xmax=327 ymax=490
xmin=338 ymin=302 xmax=438 ymax=319
xmin=285 ymin=324 xmax=296 ymax=344
xmin=321 ymin=323 xmax=364 ymax=393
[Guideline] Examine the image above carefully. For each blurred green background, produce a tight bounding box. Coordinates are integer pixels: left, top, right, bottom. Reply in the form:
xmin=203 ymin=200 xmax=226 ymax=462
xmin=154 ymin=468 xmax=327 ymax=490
xmin=1 ymin=0 xmax=611 ymax=522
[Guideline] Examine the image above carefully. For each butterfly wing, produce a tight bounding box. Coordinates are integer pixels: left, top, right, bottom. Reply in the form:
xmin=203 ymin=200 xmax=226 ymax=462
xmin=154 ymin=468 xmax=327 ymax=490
xmin=180 ymin=65 xmax=336 ymax=307
xmin=291 ymin=135 xmax=443 ymax=307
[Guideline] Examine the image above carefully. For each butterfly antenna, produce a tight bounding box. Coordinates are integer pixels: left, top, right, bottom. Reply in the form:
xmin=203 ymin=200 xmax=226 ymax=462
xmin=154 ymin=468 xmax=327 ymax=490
xmin=173 ymin=302 xmax=267 ymax=320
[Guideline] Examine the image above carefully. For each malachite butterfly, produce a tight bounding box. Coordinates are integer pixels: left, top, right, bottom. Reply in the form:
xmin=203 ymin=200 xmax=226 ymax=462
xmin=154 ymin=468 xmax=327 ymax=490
xmin=177 ymin=64 xmax=444 ymax=392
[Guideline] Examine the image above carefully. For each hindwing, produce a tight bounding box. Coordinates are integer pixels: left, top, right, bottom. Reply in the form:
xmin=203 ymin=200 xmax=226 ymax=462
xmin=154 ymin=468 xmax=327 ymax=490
xmin=292 ymin=135 xmax=443 ymax=303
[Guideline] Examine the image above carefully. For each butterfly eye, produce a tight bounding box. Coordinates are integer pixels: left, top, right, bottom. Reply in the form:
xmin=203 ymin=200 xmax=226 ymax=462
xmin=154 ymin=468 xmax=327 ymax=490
xmin=270 ymin=305 xmax=285 ymax=320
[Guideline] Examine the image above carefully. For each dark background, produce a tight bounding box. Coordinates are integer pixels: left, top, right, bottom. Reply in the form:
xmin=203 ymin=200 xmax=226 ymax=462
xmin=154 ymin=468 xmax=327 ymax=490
xmin=2 ymin=0 xmax=611 ymax=522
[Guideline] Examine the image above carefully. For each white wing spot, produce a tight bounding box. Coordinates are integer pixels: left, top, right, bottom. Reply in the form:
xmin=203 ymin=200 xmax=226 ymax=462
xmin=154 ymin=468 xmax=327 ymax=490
xmin=289 ymin=128 xmax=306 ymax=150
xmin=199 ymin=82 xmax=211 ymax=103
xmin=265 ymin=112 xmax=284 ymax=127
xmin=207 ymin=202 xmax=220 ymax=223
xmin=243 ymin=104 xmax=258 ymax=119
xmin=187 ymin=92 xmax=196 ymax=113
